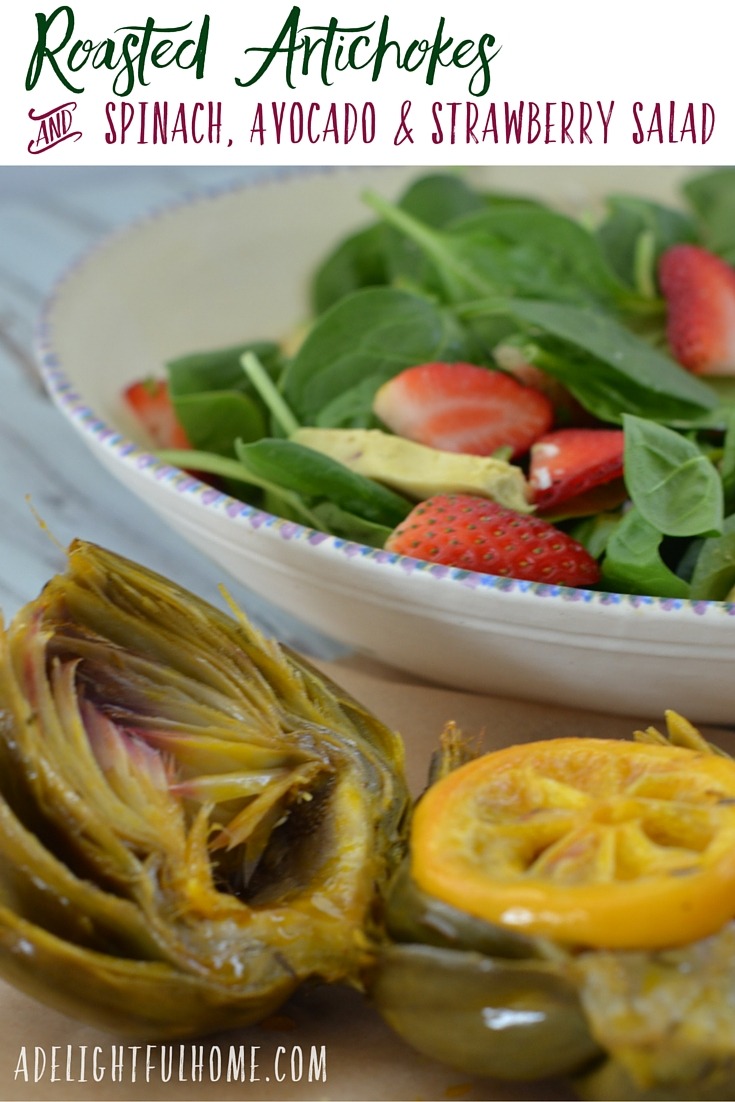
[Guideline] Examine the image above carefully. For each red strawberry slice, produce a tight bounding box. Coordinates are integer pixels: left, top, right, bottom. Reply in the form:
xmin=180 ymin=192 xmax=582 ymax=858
xmin=385 ymin=493 xmax=600 ymax=588
xmin=373 ymin=362 xmax=554 ymax=459
xmin=658 ymin=244 xmax=735 ymax=374
xmin=123 ymin=379 xmax=190 ymax=449
xmin=529 ymin=428 xmax=625 ymax=512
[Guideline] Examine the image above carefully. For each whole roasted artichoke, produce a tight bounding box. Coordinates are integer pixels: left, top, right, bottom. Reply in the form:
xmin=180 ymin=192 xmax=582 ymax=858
xmin=0 ymin=541 xmax=409 ymax=1037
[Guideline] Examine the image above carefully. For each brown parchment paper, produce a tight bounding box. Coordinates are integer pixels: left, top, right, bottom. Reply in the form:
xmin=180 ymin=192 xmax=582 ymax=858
xmin=1 ymin=655 xmax=732 ymax=1102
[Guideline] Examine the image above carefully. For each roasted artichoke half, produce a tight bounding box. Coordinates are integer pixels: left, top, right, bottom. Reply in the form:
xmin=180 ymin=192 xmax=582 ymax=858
xmin=370 ymin=717 xmax=735 ymax=1101
xmin=0 ymin=541 xmax=409 ymax=1037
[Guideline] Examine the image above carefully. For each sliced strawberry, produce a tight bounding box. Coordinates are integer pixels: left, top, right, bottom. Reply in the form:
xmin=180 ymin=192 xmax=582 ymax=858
xmin=373 ymin=362 xmax=553 ymax=459
xmin=529 ymin=428 xmax=625 ymax=512
xmin=385 ymin=493 xmax=600 ymax=588
xmin=123 ymin=379 xmax=190 ymax=449
xmin=658 ymin=244 xmax=735 ymax=375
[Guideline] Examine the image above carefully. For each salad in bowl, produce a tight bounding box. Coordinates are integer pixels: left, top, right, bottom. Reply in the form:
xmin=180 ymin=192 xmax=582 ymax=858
xmin=39 ymin=166 xmax=735 ymax=721
xmin=126 ymin=168 xmax=735 ymax=604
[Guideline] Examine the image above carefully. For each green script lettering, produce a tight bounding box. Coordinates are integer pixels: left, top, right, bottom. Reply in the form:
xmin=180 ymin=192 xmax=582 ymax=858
xmin=234 ymin=8 xmax=500 ymax=96
xmin=25 ymin=6 xmax=210 ymax=95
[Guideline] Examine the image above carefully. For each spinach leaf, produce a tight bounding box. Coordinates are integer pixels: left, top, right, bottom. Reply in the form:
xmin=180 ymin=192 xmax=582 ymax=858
xmin=674 ymin=536 xmax=704 ymax=585
xmin=396 ymin=173 xmax=490 ymax=226
xmin=703 ymin=377 xmax=735 ymax=407
xmin=173 ymin=390 xmax=266 ymax=458
xmin=240 ymin=351 xmax=300 ymax=437
xmin=281 ymin=287 xmax=473 ymax=424
xmin=682 ymin=168 xmax=735 ymax=263
xmin=680 ymin=379 xmax=735 ymax=433
xmin=234 ymin=438 xmax=412 ymax=528
xmin=310 ymin=502 xmax=393 ymax=547
xmin=382 ymin=172 xmax=491 ymax=293
xmin=689 ymin=516 xmax=735 ymax=600
xmin=623 ymin=414 xmax=723 ymax=538
xmin=600 ymin=507 xmax=691 ymax=598
xmin=365 ymin=191 xmax=653 ymax=317
xmin=449 ymin=204 xmax=635 ymax=307
xmin=314 ymin=375 xmax=390 ymax=429
xmin=595 ymin=195 xmax=697 ymax=295
xmin=167 ymin=341 xmax=283 ymax=455
xmin=311 ymin=173 xmax=488 ymax=314
xmin=464 ymin=298 xmax=718 ymax=424
xmin=720 ymin=411 xmax=735 ymax=515
xmin=154 ymin=447 xmax=319 ymax=525
xmin=167 ymin=341 xmax=282 ymax=396
xmin=566 ymin=513 xmax=621 ymax=560
xmin=311 ymin=223 xmax=389 ymax=315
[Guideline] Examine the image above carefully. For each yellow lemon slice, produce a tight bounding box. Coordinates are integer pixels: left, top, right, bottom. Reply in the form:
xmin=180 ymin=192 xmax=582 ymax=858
xmin=411 ymin=737 xmax=735 ymax=950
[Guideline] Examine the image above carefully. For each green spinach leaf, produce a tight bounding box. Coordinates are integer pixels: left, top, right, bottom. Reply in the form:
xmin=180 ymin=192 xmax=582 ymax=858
xmin=172 ymin=391 xmax=266 ymax=458
xmin=623 ymin=414 xmax=723 ymax=538
xmin=450 ymin=204 xmax=635 ymax=307
xmin=235 ymin=437 xmax=412 ymax=528
xmin=311 ymin=173 xmax=488 ymax=314
xmin=595 ymin=195 xmax=697 ymax=295
xmin=567 ymin=513 xmax=621 ymax=560
xmin=465 ymin=298 xmax=718 ymax=424
xmin=720 ymin=411 xmax=735 ymax=515
xmin=689 ymin=516 xmax=735 ymax=600
xmin=365 ymin=191 xmax=656 ymax=318
xmin=310 ymin=502 xmax=393 ymax=547
xmin=167 ymin=341 xmax=282 ymax=396
xmin=167 ymin=341 xmax=283 ymax=455
xmin=382 ymin=172 xmax=495 ymax=294
xmin=682 ymin=168 xmax=735 ymax=263
xmin=600 ymin=507 xmax=691 ymax=598
xmin=311 ymin=223 xmax=389 ymax=315
xmin=281 ymin=287 xmax=473 ymax=424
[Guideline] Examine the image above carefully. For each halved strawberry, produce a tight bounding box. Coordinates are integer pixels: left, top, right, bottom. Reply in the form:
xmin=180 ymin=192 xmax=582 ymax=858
xmin=373 ymin=362 xmax=554 ymax=459
xmin=658 ymin=244 xmax=735 ymax=374
xmin=529 ymin=428 xmax=625 ymax=512
xmin=123 ymin=379 xmax=190 ymax=449
xmin=385 ymin=493 xmax=600 ymax=587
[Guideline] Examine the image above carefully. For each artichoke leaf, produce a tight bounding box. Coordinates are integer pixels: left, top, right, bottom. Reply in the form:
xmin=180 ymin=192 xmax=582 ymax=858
xmin=573 ymin=923 xmax=735 ymax=1099
xmin=576 ymin=1054 xmax=735 ymax=1102
xmin=0 ymin=796 xmax=163 ymax=961
xmin=370 ymin=942 xmax=602 ymax=1081
xmin=384 ymin=860 xmax=547 ymax=961
xmin=0 ymin=541 xmax=409 ymax=1036
xmin=0 ymin=904 xmax=296 ymax=1038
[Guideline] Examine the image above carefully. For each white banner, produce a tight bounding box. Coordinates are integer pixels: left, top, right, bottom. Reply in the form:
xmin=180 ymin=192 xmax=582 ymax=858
xmin=1 ymin=0 xmax=731 ymax=165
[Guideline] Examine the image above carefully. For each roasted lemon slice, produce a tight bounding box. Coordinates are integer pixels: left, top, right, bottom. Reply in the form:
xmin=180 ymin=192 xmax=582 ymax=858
xmin=411 ymin=736 xmax=735 ymax=950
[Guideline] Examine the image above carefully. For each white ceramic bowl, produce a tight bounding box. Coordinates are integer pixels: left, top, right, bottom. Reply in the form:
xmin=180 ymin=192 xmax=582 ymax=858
xmin=37 ymin=167 xmax=735 ymax=724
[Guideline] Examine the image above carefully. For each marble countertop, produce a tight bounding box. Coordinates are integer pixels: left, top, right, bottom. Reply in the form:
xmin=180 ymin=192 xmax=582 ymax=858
xmin=0 ymin=165 xmax=342 ymax=655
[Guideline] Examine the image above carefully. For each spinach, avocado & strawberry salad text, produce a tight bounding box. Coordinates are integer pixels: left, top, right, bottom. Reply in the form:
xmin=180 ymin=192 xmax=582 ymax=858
xmin=124 ymin=169 xmax=735 ymax=598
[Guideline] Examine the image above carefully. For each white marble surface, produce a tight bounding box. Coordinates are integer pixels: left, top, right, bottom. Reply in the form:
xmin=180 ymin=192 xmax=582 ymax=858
xmin=0 ymin=165 xmax=342 ymax=655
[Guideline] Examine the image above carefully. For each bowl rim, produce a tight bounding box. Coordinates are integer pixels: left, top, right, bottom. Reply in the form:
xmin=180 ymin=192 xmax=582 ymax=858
xmin=34 ymin=167 xmax=735 ymax=625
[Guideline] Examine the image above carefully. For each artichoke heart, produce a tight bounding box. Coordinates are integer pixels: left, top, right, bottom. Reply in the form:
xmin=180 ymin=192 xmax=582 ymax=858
xmin=0 ymin=541 xmax=409 ymax=1037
